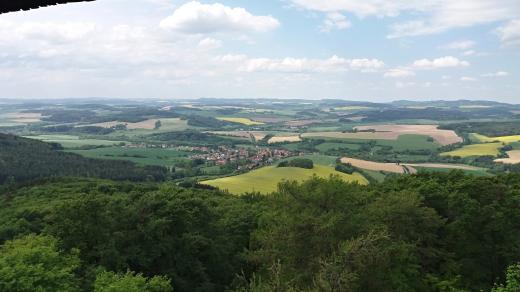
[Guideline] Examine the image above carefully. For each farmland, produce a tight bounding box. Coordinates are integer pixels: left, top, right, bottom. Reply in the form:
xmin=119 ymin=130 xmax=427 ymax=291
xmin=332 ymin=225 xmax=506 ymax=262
xmin=24 ymin=135 xmax=125 ymax=148
xmin=495 ymin=150 xmax=520 ymax=164
xmin=470 ymin=133 xmax=520 ymax=144
xmin=216 ymin=117 xmax=264 ymax=125
xmin=340 ymin=157 xmax=414 ymax=174
xmin=69 ymin=147 xmax=191 ymax=167
xmin=202 ymin=165 xmax=367 ymax=195
xmin=441 ymin=142 xmax=502 ymax=158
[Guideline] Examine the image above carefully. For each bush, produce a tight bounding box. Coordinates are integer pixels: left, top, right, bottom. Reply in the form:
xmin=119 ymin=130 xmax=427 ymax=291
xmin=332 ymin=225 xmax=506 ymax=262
xmin=278 ymin=158 xmax=314 ymax=169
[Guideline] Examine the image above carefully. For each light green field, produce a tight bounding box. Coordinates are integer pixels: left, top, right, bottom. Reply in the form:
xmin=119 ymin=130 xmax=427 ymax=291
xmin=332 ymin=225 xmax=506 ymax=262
xmin=334 ymin=106 xmax=371 ymax=111
xmin=469 ymin=133 xmax=520 ymax=144
xmin=202 ymin=165 xmax=368 ymax=195
xmin=307 ymin=134 xmax=440 ymax=152
xmin=440 ymin=142 xmax=502 ymax=158
xmin=24 ymin=135 xmax=125 ymax=148
xmin=217 ymin=117 xmax=264 ymax=126
xmin=316 ymin=142 xmax=361 ymax=152
xmin=69 ymin=147 xmax=191 ymax=167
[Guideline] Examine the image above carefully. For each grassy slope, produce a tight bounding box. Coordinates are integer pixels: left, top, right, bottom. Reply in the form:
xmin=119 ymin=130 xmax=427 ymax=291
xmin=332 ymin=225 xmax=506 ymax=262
xmin=24 ymin=135 xmax=125 ymax=148
xmin=202 ymin=165 xmax=368 ymax=195
xmin=68 ymin=147 xmax=191 ymax=167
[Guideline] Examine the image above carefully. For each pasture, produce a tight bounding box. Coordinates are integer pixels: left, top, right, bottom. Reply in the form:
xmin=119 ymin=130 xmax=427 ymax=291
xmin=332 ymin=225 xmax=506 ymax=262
xmin=69 ymin=147 xmax=191 ymax=167
xmin=202 ymin=165 xmax=367 ymax=195
xmin=440 ymin=142 xmax=502 ymax=158
xmin=216 ymin=117 xmax=265 ymax=126
xmin=24 ymin=135 xmax=125 ymax=148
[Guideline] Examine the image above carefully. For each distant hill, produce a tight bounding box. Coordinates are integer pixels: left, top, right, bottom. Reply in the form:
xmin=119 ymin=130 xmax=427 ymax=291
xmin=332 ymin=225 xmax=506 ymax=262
xmin=0 ymin=134 xmax=167 ymax=184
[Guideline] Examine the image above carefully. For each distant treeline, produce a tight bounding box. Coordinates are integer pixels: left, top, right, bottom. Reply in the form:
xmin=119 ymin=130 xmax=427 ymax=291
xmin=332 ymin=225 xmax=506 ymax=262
xmin=440 ymin=121 xmax=520 ymax=136
xmin=361 ymin=108 xmax=514 ymax=122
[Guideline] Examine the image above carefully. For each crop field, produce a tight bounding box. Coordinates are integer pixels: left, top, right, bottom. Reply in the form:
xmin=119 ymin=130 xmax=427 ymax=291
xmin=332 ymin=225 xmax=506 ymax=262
xmin=340 ymin=157 xmax=416 ymax=174
xmin=24 ymin=135 xmax=125 ymax=148
xmin=495 ymin=150 xmax=520 ymax=164
xmin=354 ymin=124 xmax=462 ymax=146
xmin=268 ymin=135 xmax=302 ymax=144
xmin=440 ymin=142 xmax=502 ymax=157
xmin=316 ymin=142 xmax=361 ymax=152
xmin=309 ymin=134 xmax=439 ymax=152
xmin=470 ymin=133 xmax=520 ymax=144
xmin=216 ymin=117 xmax=265 ymax=125
xmin=69 ymin=147 xmax=192 ymax=166
xmin=334 ymin=106 xmax=372 ymax=111
xmin=202 ymin=165 xmax=367 ymax=195
xmin=88 ymin=118 xmax=179 ymax=130
xmin=209 ymin=131 xmax=268 ymax=142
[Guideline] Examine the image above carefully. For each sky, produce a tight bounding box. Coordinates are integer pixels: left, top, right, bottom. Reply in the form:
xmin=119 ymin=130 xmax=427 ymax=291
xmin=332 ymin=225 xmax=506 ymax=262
xmin=0 ymin=0 xmax=519 ymax=102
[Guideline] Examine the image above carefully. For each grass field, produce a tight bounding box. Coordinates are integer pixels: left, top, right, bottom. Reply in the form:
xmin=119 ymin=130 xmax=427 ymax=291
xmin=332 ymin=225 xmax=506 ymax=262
xmin=202 ymin=165 xmax=367 ymax=195
xmin=440 ymin=142 xmax=502 ymax=158
xmin=25 ymin=135 xmax=125 ymax=148
xmin=69 ymin=147 xmax=191 ymax=166
xmin=316 ymin=142 xmax=361 ymax=152
xmin=280 ymin=154 xmax=339 ymax=166
xmin=217 ymin=117 xmax=265 ymax=126
xmin=309 ymin=135 xmax=439 ymax=152
xmin=469 ymin=133 xmax=520 ymax=144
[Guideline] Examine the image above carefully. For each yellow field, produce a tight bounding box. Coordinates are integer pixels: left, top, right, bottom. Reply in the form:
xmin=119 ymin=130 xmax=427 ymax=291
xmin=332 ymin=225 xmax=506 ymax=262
xmin=268 ymin=135 xmax=302 ymax=144
xmin=202 ymin=165 xmax=367 ymax=195
xmin=470 ymin=133 xmax=520 ymax=144
xmin=440 ymin=142 xmax=502 ymax=158
xmin=216 ymin=117 xmax=265 ymax=126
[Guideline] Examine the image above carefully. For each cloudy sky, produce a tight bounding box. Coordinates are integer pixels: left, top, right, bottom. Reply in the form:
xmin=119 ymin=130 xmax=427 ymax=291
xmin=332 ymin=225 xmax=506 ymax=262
xmin=0 ymin=0 xmax=519 ymax=102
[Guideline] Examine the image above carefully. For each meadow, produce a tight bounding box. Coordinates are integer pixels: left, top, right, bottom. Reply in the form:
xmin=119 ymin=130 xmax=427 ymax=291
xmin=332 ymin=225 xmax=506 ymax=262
xmin=202 ymin=165 xmax=367 ymax=195
xmin=24 ymin=135 xmax=125 ymax=148
xmin=69 ymin=146 xmax=192 ymax=167
xmin=441 ymin=142 xmax=503 ymax=158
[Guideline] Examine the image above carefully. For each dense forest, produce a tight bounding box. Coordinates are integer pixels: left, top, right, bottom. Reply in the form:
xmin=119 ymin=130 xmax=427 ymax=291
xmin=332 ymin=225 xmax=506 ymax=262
xmin=1 ymin=171 xmax=519 ymax=291
xmin=0 ymin=134 xmax=167 ymax=184
xmin=440 ymin=121 xmax=520 ymax=137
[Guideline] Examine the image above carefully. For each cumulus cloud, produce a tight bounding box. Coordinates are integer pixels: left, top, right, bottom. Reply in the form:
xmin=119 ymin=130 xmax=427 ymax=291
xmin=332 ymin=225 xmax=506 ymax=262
xmin=441 ymin=40 xmax=475 ymax=50
xmin=496 ymin=19 xmax=520 ymax=46
xmin=412 ymin=56 xmax=469 ymax=69
xmin=160 ymin=1 xmax=280 ymax=34
xmin=384 ymin=68 xmax=415 ymax=78
xmin=481 ymin=71 xmax=509 ymax=77
xmin=388 ymin=0 xmax=520 ymax=38
xmin=198 ymin=37 xmax=222 ymax=50
xmin=239 ymin=55 xmax=384 ymax=73
xmin=320 ymin=13 xmax=351 ymax=32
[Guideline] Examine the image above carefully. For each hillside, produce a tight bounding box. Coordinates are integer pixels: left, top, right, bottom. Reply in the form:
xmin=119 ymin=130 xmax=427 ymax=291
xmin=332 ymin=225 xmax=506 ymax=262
xmin=0 ymin=134 xmax=167 ymax=184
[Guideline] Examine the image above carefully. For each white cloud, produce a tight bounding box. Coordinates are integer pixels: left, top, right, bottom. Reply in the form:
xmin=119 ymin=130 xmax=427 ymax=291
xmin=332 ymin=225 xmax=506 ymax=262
xmin=460 ymin=76 xmax=477 ymax=82
xmin=384 ymin=68 xmax=415 ymax=78
xmin=198 ymin=37 xmax=222 ymax=50
xmin=395 ymin=81 xmax=416 ymax=88
xmin=462 ymin=50 xmax=476 ymax=56
xmin=320 ymin=13 xmax=351 ymax=32
xmin=214 ymin=54 xmax=248 ymax=62
xmin=413 ymin=56 xmax=469 ymax=69
xmin=496 ymin=19 xmax=520 ymax=46
xmin=481 ymin=71 xmax=509 ymax=77
xmin=441 ymin=40 xmax=475 ymax=50
xmin=160 ymin=1 xmax=280 ymax=34
xmin=290 ymin=0 xmax=520 ymax=38
xmin=239 ymin=55 xmax=384 ymax=73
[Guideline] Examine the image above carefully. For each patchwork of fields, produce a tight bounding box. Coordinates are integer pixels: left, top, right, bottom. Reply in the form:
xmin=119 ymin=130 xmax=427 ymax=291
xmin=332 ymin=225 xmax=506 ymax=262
xmin=25 ymin=135 xmax=125 ymax=148
xmin=216 ymin=117 xmax=264 ymax=125
xmin=441 ymin=142 xmax=502 ymax=158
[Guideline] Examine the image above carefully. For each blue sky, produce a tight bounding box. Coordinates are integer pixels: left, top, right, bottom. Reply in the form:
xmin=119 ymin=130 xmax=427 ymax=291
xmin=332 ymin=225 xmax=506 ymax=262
xmin=0 ymin=0 xmax=518 ymax=102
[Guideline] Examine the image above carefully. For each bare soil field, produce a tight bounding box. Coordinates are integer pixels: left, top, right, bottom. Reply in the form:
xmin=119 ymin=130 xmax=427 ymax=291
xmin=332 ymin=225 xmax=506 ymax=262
xmin=5 ymin=112 xmax=43 ymax=123
xmin=495 ymin=150 xmax=520 ymax=164
xmin=354 ymin=124 xmax=462 ymax=146
xmin=268 ymin=135 xmax=302 ymax=144
xmin=340 ymin=157 xmax=415 ymax=174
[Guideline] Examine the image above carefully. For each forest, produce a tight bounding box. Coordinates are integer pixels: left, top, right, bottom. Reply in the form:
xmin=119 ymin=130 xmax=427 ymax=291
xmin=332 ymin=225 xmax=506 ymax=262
xmin=1 ymin=171 xmax=519 ymax=291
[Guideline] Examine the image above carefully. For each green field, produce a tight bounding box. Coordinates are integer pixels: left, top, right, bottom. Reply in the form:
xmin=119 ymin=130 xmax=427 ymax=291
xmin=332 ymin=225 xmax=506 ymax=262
xmin=470 ymin=133 xmax=520 ymax=144
xmin=202 ymin=165 xmax=368 ymax=195
xmin=280 ymin=154 xmax=339 ymax=166
xmin=69 ymin=147 xmax=191 ymax=167
xmin=307 ymin=134 xmax=440 ymax=152
xmin=316 ymin=142 xmax=361 ymax=152
xmin=217 ymin=117 xmax=264 ymax=125
xmin=25 ymin=135 xmax=125 ymax=148
xmin=440 ymin=142 xmax=502 ymax=158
